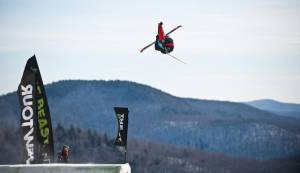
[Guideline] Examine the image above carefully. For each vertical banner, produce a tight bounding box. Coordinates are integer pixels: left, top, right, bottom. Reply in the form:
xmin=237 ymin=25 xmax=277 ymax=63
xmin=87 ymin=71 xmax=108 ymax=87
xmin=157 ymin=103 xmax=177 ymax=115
xmin=114 ymin=107 xmax=129 ymax=147
xmin=18 ymin=55 xmax=54 ymax=164
xmin=18 ymin=57 xmax=37 ymax=164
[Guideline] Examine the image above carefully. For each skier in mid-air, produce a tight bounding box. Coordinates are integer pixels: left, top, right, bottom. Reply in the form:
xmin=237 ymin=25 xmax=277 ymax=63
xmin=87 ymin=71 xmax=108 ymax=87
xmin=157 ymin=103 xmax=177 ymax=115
xmin=155 ymin=22 xmax=174 ymax=54
xmin=140 ymin=22 xmax=186 ymax=64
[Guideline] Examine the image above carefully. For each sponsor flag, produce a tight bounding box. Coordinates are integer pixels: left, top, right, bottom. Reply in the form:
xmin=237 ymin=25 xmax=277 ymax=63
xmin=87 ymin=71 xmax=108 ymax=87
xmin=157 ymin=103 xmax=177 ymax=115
xmin=18 ymin=55 xmax=54 ymax=164
xmin=114 ymin=107 xmax=129 ymax=147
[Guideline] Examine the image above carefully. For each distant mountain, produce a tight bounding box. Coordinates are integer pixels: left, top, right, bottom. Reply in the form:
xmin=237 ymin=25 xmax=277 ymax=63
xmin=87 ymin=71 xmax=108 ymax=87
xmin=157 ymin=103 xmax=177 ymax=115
xmin=1 ymin=80 xmax=300 ymax=160
xmin=246 ymin=99 xmax=300 ymax=119
xmin=1 ymin=126 xmax=299 ymax=173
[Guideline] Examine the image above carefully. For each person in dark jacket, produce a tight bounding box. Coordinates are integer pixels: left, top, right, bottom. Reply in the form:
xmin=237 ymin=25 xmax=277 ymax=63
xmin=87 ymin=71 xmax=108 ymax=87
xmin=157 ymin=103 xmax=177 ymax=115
xmin=155 ymin=22 xmax=174 ymax=54
xmin=57 ymin=145 xmax=70 ymax=163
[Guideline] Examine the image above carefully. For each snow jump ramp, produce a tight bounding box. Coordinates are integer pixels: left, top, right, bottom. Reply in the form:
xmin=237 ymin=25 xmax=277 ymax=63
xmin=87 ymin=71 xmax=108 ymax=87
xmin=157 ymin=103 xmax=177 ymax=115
xmin=0 ymin=163 xmax=131 ymax=173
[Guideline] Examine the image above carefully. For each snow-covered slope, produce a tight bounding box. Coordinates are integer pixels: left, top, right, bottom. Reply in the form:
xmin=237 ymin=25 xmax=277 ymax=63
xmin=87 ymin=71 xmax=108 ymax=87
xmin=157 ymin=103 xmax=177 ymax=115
xmin=0 ymin=163 xmax=131 ymax=173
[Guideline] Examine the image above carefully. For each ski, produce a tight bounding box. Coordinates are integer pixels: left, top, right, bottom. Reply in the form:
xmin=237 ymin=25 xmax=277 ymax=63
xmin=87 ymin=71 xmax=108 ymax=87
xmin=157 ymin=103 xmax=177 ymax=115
xmin=166 ymin=25 xmax=182 ymax=36
xmin=140 ymin=25 xmax=182 ymax=53
xmin=167 ymin=53 xmax=187 ymax=64
xmin=140 ymin=41 xmax=155 ymax=53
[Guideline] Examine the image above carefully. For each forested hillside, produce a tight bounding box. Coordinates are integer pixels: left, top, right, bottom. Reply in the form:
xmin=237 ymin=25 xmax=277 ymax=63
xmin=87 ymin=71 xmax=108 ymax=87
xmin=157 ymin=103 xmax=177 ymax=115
xmin=1 ymin=80 xmax=300 ymax=160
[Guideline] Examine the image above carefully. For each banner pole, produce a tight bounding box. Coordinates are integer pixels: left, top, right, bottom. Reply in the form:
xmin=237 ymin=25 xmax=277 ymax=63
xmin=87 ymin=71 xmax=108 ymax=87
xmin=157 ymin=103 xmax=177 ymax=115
xmin=124 ymin=146 xmax=127 ymax=163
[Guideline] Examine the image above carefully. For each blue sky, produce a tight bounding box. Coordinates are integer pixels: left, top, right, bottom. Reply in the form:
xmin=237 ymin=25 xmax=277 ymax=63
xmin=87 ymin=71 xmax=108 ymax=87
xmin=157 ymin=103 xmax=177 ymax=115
xmin=1 ymin=0 xmax=300 ymax=103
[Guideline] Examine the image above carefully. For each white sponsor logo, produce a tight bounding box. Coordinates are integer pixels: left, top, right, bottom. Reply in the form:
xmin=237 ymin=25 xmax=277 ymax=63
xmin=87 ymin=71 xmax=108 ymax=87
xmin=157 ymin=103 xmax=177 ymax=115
xmin=21 ymin=84 xmax=35 ymax=164
xmin=118 ymin=114 xmax=125 ymax=131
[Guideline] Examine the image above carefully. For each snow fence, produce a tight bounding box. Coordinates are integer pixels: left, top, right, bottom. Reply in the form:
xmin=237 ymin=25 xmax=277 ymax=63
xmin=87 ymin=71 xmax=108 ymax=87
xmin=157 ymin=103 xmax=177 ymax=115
xmin=0 ymin=163 xmax=131 ymax=173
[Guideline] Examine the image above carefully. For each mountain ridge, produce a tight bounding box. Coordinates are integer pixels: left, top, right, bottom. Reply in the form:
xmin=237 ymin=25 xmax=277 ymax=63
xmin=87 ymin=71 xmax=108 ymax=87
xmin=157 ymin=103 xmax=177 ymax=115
xmin=246 ymin=99 xmax=300 ymax=119
xmin=1 ymin=80 xmax=300 ymax=160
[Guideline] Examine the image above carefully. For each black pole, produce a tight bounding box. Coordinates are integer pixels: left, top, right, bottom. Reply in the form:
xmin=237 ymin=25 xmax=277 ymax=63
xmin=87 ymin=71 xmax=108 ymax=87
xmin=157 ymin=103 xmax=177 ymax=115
xmin=124 ymin=146 xmax=127 ymax=163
